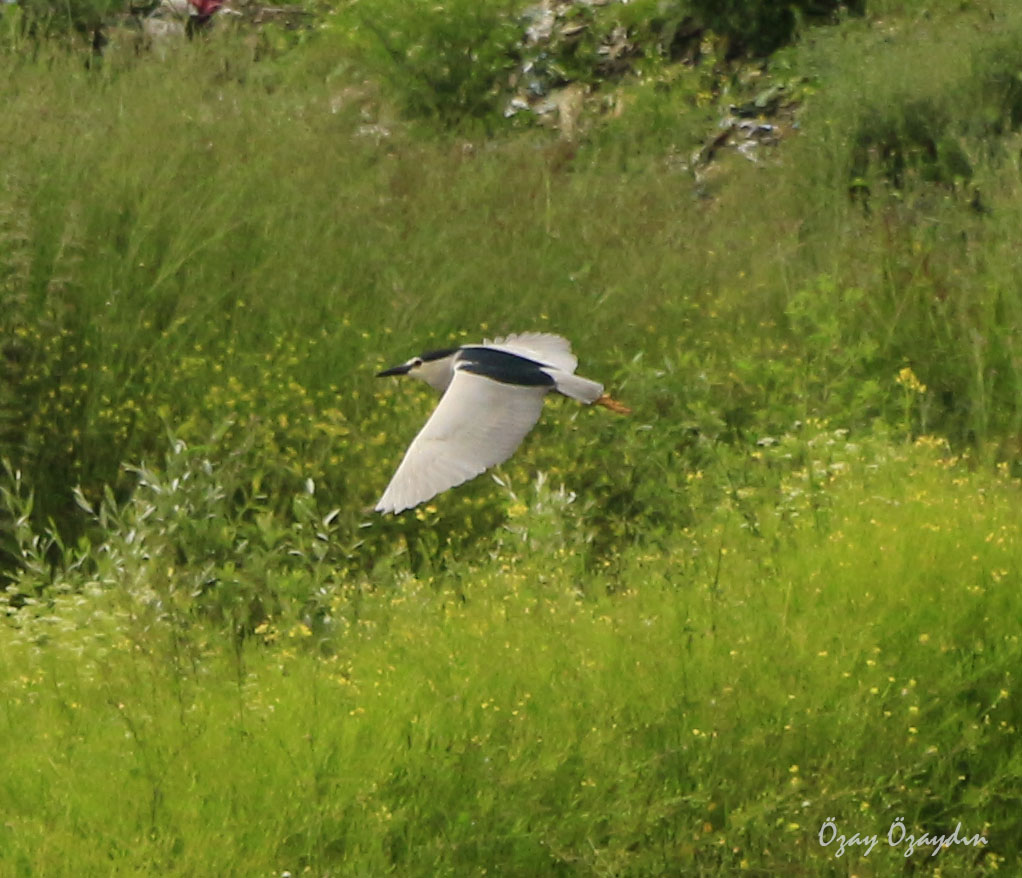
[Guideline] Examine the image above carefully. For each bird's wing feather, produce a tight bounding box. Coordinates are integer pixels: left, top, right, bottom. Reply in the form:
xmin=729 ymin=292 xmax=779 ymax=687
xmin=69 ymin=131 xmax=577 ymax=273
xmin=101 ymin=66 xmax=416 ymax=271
xmin=483 ymin=332 xmax=578 ymax=374
xmin=375 ymin=368 xmax=548 ymax=514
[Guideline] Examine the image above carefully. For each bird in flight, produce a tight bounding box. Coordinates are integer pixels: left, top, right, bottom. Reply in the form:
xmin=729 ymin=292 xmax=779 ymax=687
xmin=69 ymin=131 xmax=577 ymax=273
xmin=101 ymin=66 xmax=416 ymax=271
xmin=374 ymin=332 xmax=630 ymax=514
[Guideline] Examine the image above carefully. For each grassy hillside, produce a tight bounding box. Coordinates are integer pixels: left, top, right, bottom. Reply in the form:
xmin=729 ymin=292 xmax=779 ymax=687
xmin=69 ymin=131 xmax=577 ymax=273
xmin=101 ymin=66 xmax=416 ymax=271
xmin=2 ymin=0 xmax=1022 ymax=874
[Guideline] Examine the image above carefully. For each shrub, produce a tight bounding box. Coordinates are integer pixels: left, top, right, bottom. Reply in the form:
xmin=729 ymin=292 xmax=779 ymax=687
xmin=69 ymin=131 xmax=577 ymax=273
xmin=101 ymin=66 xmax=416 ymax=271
xmin=849 ymin=98 xmax=974 ymax=198
xmin=333 ymin=0 xmax=521 ymax=125
xmin=16 ymin=0 xmax=121 ymax=48
xmin=688 ymin=0 xmax=865 ymax=56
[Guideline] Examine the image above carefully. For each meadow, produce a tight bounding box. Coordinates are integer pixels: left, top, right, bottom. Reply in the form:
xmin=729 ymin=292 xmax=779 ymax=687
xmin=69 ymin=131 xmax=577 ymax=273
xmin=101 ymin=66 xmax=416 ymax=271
xmin=2 ymin=0 xmax=1022 ymax=874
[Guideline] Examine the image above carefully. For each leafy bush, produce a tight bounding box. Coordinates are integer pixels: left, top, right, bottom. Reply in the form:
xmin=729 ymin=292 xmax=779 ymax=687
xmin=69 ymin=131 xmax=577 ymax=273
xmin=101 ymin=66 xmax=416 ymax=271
xmin=849 ymin=98 xmax=974 ymax=199
xmin=16 ymin=0 xmax=121 ymax=47
xmin=332 ymin=0 xmax=521 ymax=125
xmin=688 ymin=0 xmax=865 ymax=56
xmin=803 ymin=5 xmax=1022 ymax=201
xmin=329 ymin=0 xmax=866 ymax=128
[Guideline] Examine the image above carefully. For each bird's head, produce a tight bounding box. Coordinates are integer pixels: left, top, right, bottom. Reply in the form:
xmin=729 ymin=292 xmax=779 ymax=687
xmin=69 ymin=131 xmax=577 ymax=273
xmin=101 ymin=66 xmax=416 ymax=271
xmin=377 ymin=347 xmax=459 ymax=392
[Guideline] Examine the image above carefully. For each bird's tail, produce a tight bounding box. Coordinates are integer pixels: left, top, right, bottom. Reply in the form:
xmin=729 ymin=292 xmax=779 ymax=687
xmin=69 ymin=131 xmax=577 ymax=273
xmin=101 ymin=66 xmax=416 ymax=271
xmin=551 ymin=372 xmax=605 ymax=404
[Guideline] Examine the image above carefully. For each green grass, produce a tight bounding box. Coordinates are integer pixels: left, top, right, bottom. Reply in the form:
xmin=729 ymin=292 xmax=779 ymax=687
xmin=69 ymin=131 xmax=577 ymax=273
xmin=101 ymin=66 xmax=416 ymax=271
xmin=3 ymin=0 xmax=1022 ymax=874
xmin=3 ymin=432 xmax=1020 ymax=875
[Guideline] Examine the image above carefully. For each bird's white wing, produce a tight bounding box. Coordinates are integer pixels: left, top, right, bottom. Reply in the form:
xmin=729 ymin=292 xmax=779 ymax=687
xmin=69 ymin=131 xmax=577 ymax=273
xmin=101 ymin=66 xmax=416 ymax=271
xmin=375 ymin=368 xmax=549 ymax=514
xmin=484 ymin=332 xmax=578 ymax=374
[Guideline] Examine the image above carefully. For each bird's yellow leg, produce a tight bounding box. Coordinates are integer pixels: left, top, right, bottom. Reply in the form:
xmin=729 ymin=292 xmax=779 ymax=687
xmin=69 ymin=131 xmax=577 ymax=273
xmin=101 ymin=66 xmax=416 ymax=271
xmin=594 ymin=394 xmax=632 ymax=415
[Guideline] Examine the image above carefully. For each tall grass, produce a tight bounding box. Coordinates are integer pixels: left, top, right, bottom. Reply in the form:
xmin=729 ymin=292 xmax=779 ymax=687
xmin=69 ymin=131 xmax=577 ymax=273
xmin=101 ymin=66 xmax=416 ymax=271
xmin=2 ymin=1 xmax=1022 ymax=874
xmin=2 ymin=431 xmax=1019 ymax=875
xmin=5 ymin=8 xmax=1022 ymax=538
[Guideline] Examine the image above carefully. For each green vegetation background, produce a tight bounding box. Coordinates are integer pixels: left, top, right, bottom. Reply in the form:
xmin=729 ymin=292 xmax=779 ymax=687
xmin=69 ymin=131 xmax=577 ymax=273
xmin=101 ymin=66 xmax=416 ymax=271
xmin=2 ymin=0 xmax=1021 ymax=874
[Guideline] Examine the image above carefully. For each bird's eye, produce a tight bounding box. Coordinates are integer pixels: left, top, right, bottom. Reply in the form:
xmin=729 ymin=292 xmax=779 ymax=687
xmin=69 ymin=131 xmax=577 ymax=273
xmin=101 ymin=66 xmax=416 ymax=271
xmin=412 ymin=358 xmax=423 ymax=367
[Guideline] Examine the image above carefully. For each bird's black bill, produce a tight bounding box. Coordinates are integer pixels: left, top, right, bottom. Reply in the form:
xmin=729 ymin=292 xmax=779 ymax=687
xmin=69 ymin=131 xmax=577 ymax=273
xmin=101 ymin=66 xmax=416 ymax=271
xmin=377 ymin=363 xmax=412 ymax=377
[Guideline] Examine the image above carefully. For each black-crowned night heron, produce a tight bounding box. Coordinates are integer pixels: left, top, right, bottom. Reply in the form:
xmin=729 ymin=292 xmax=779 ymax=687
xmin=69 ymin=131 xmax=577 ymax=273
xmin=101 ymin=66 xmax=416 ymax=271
xmin=375 ymin=332 xmax=630 ymax=514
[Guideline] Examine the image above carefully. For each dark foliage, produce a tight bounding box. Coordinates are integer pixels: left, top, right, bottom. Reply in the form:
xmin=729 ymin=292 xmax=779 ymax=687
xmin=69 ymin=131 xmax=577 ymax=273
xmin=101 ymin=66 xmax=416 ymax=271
xmin=689 ymin=0 xmax=865 ymax=56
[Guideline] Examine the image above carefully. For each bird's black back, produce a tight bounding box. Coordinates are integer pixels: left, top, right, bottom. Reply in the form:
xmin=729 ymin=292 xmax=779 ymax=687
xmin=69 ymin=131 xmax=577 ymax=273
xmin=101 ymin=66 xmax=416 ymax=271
xmin=456 ymin=347 xmax=556 ymax=387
